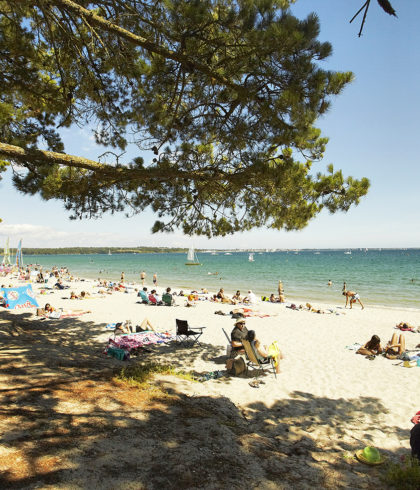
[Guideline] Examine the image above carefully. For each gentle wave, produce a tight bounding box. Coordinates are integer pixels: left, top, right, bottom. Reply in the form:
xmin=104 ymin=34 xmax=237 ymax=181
xmin=23 ymin=249 xmax=420 ymax=309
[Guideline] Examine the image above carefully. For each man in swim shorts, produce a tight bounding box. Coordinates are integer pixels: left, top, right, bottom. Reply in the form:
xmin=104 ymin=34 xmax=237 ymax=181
xmin=343 ymin=290 xmax=364 ymax=309
xmin=140 ymin=271 xmax=146 ymax=286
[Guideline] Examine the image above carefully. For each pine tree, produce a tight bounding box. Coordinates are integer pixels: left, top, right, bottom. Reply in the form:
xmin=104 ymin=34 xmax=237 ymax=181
xmin=0 ymin=0 xmax=369 ymax=236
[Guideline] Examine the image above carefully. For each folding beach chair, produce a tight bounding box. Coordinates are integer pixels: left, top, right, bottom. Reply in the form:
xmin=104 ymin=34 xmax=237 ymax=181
xmin=242 ymin=339 xmax=277 ymax=379
xmin=222 ymin=327 xmax=240 ymax=358
xmin=176 ymin=319 xmax=205 ymax=346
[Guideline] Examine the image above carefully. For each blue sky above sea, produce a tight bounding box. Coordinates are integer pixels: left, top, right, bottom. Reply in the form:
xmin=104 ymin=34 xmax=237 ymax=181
xmin=1 ymin=0 xmax=419 ymax=249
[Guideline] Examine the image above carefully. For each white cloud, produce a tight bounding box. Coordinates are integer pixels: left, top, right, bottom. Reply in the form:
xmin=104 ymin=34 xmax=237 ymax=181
xmin=0 ymin=223 xmax=124 ymax=247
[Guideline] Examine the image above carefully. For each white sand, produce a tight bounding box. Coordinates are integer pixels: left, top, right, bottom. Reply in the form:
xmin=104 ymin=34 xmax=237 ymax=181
xmin=1 ymin=276 xmax=420 ymax=487
xmin=34 ymin=279 xmax=420 ymax=444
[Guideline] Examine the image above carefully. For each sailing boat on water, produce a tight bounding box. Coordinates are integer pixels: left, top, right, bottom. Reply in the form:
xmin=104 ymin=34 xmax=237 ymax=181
xmin=15 ymin=239 xmax=23 ymax=268
xmin=185 ymin=246 xmax=201 ymax=265
xmin=108 ymin=249 xmax=112 ymax=256
xmin=2 ymin=237 xmax=11 ymax=266
xmin=248 ymin=253 xmax=255 ymax=262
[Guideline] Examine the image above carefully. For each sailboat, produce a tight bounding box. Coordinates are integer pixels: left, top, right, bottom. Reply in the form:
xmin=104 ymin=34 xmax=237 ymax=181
xmin=15 ymin=239 xmax=23 ymax=268
xmin=2 ymin=237 xmax=11 ymax=266
xmin=185 ymin=246 xmax=201 ymax=265
xmin=248 ymin=253 xmax=255 ymax=262
xmin=108 ymin=249 xmax=112 ymax=256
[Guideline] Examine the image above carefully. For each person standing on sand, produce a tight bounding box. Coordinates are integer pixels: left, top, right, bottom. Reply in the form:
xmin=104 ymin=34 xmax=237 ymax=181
xmin=153 ymin=273 xmax=158 ymax=286
xmin=140 ymin=271 xmax=146 ymax=286
xmin=343 ymin=290 xmax=364 ymax=309
xmin=121 ymin=272 xmax=125 ymax=283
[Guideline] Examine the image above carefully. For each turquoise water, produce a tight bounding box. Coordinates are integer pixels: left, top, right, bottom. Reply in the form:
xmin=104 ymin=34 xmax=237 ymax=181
xmin=23 ymin=249 xmax=420 ymax=309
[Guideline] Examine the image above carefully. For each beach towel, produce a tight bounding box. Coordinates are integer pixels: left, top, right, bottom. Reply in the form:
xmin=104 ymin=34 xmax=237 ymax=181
xmin=345 ymin=343 xmax=362 ymax=351
xmin=48 ymin=310 xmax=62 ymax=319
xmin=108 ymin=331 xmax=174 ymax=353
xmin=196 ymin=371 xmax=225 ymax=382
xmin=60 ymin=311 xmax=90 ymax=318
xmin=395 ymin=325 xmax=415 ymax=332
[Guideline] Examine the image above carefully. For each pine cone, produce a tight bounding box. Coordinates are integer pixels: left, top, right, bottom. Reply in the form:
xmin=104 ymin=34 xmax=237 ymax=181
xmin=377 ymin=0 xmax=397 ymax=17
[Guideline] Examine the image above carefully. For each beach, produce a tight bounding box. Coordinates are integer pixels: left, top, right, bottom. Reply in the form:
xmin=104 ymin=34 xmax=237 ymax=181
xmin=1 ymin=275 xmax=420 ymax=488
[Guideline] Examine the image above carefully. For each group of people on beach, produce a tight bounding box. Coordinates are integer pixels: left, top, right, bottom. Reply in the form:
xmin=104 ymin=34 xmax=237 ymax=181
xmin=211 ymin=288 xmax=259 ymax=305
xmin=228 ymin=318 xmax=283 ymax=375
xmin=357 ymin=333 xmax=406 ymax=359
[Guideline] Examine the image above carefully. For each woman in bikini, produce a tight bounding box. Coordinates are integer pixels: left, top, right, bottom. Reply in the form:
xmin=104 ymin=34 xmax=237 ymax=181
xmin=384 ymin=333 xmax=406 ymax=359
xmin=356 ymin=335 xmax=382 ymax=356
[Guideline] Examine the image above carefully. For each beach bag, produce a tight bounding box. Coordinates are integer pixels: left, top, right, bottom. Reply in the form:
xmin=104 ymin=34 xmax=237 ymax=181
xmin=232 ymin=357 xmax=246 ymax=376
xmin=107 ymin=346 xmax=128 ymax=361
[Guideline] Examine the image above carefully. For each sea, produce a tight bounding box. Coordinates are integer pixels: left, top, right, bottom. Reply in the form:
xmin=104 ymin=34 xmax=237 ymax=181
xmin=21 ymin=249 xmax=420 ymax=310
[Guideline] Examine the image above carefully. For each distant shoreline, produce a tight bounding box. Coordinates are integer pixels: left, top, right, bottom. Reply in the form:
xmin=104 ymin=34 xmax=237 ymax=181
xmin=9 ymin=247 xmax=420 ymax=256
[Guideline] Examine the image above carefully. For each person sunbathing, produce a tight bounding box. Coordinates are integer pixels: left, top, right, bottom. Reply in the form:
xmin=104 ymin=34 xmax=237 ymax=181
xmin=395 ymin=321 xmax=415 ymax=331
xmin=217 ymin=288 xmax=232 ymax=303
xmin=45 ymin=303 xmax=55 ymax=313
xmin=356 ymin=335 xmax=382 ymax=356
xmin=247 ymin=330 xmax=283 ymax=374
xmin=384 ymin=333 xmax=406 ymax=359
xmin=231 ymin=290 xmax=242 ymax=304
xmin=70 ymin=291 xmax=79 ymax=299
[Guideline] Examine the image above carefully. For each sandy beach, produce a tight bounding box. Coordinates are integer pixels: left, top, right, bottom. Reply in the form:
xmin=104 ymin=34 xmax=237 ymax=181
xmin=1 ymin=276 xmax=420 ymax=488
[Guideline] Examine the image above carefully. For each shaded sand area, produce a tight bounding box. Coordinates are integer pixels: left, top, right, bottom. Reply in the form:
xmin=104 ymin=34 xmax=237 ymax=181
xmin=1 ymin=283 xmax=420 ymax=488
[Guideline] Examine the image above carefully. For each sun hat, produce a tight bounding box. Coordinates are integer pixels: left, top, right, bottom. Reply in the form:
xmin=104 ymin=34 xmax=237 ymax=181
xmin=355 ymin=446 xmax=385 ymax=465
xmin=235 ymin=319 xmax=246 ymax=326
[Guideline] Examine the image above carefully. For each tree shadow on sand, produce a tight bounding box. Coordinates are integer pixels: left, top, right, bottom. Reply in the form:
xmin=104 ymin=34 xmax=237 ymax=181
xmin=0 ymin=310 xmax=411 ymax=489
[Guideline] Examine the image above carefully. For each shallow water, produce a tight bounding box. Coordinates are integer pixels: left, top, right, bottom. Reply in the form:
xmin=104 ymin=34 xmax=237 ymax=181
xmin=21 ymin=249 xmax=420 ymax=309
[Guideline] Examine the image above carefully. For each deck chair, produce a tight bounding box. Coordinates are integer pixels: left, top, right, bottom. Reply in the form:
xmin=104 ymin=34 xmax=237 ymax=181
xmin=242 ymin=339 xmax=277 ymax=379
xmin=222 ymin=327 xmax=241 ymax=358
xmin=176 ymin=319 xmax=205 ymax=346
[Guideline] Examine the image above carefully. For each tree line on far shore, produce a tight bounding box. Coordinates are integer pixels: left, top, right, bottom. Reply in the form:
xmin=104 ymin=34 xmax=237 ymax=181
xmin=8 ymin=247 xmax=187 ymax=256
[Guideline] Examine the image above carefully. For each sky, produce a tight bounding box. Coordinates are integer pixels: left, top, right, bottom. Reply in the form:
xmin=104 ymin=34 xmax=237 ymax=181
xmin=1 ymin=0 xmax=419 ymax=250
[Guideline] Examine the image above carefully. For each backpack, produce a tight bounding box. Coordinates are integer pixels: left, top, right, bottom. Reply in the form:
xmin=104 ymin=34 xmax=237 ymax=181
xmin=228 ymin=356 xmax=246 ymax=376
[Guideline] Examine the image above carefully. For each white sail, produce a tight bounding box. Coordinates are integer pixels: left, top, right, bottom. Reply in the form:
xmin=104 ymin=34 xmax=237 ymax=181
xmin=248 ymin=253 xmax=254 ymax=262
xmin=186 ymin=246 xmax=200 ymax=265
xmin=2 ymin=237 xmax=11 ymax=266
xmin=187 ymin=247 xmax=195 ymax=261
